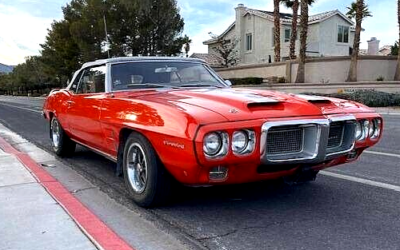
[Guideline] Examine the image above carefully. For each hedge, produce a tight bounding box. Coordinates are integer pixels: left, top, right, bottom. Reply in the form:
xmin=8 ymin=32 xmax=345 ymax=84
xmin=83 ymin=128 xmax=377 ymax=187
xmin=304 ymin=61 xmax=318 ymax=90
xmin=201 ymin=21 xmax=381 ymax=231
xmin=227 ymin=77 xmax=263 ymax=86
xmin=306 ymin=90 xmax=400 ymax=107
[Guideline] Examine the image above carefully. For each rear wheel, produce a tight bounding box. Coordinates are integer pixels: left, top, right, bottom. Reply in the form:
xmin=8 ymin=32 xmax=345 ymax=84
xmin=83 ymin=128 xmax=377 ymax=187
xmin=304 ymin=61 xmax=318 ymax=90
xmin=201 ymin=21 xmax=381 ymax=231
xmin=50 ymin=117 xmax=76 ymax=157
xmin=123 ymin=132 xmax=173 ymax=207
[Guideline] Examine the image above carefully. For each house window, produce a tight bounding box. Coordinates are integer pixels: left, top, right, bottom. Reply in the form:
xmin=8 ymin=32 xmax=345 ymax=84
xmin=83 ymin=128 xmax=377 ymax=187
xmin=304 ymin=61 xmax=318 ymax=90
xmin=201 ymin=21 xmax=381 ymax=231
xmin=246 ymin=33 xmax=252 ymax=51
xmin=285 ymin=28 xmax=291 ymax=43
xmin=338 ymin=25 xmax=349 ymax=43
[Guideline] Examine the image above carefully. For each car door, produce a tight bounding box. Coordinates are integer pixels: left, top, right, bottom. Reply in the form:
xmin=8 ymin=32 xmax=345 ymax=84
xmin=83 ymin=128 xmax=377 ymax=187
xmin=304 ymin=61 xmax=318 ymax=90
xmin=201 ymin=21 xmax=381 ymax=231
xmin=66 ymin=65 xmax=107 ymax=151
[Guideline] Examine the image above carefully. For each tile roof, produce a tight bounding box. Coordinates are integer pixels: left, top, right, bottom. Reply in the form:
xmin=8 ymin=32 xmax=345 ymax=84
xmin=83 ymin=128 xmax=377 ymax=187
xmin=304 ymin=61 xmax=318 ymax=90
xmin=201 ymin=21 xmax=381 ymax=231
xmin=247 ymin=8 xmax=353 ymax=25
xmin=203 ymin=8 xmax=355 ymax=45
xmin=379 ymin=45 xmax=392 ymax=56
xmin=256 ymin=10 xmax=293 ymax=20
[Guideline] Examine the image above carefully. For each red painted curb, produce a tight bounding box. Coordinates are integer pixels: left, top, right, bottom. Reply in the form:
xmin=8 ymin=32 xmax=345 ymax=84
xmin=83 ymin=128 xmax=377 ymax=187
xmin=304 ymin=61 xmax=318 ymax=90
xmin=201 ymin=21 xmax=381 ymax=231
xmin=0 ymin=136 xmax=135 ymax=250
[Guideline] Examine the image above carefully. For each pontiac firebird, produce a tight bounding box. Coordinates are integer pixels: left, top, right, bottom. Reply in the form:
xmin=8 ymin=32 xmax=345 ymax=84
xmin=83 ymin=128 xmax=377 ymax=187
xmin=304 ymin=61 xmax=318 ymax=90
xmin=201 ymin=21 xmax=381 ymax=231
xmin=43 ymin=57 xmax=383 ymax=207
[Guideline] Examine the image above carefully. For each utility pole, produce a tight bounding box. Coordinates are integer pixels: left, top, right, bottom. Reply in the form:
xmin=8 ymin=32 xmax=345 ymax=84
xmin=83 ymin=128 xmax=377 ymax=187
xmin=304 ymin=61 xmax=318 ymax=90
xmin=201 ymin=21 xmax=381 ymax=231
xmin=103 ymin=15 xmax=110 ymax=58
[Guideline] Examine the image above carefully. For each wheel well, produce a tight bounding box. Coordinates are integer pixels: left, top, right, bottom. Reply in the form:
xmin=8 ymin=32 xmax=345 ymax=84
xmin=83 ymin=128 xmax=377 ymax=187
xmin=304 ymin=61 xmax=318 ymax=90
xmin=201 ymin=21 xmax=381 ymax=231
xmin=48 ymin=112 xmax=54 ymax=121
xmin=48 ymin=112 xmax=54 ymax=139
xmin=119 ymin=128 xmax=133 ymax=147
xmin=116 ymin=128 xmax=137 ymax=176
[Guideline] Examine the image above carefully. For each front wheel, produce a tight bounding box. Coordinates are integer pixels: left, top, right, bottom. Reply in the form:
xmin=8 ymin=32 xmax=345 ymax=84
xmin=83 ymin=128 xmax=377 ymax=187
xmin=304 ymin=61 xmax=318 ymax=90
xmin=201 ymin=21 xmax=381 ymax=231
xmin=123 ymin=132 xmax=173 ymax=207
xmin=50 ymin=117 xmax=76 ymax=157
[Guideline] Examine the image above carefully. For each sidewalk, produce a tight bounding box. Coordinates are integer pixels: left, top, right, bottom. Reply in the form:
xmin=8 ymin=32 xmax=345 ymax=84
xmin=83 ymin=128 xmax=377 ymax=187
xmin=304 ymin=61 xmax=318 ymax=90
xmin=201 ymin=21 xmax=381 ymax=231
xmin=0 ymin=147 xmax=98 ymax=250
xmin=0 ymin=122 xmax=192 ymax=250
xmin=373 ymin=107 xmax=400 ymax=116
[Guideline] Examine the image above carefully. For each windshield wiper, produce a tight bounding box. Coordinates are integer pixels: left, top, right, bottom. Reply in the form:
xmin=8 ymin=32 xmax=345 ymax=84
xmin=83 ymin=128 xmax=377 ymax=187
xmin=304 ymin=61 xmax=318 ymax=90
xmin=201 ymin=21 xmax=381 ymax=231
xmin=127 ymin=83 xmax=181 ymax=89
xmin=179 ymin=83 xmax=223 ymax=88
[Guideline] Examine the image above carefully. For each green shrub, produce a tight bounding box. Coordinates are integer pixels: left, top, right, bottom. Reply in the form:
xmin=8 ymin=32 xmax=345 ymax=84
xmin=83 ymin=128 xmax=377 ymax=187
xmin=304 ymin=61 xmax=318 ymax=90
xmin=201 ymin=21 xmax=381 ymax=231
xmin=303 ymin=90 xmax=400 ymax=107
xmin=376 ymin=76 xmax=385 ymax=81
xmin=278 ymin=77 xmax=286 ymax=83
xmin=227 ymin=77 xmax=263 ymax=86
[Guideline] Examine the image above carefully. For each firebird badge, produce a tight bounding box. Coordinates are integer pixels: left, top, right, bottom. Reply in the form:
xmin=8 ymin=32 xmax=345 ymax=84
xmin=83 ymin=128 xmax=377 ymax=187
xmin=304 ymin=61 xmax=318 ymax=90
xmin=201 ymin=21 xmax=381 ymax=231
xmin=229 ymin=108 xmax=239 ymax=114
xmin=163 ymin=141 xmax=185 ymax=150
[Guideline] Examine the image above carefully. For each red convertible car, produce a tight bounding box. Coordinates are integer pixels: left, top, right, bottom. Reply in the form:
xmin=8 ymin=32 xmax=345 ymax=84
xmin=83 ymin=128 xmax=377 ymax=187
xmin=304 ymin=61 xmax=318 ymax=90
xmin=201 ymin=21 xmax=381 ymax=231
xmin=43 ymin=57 xmax=383 ymax=207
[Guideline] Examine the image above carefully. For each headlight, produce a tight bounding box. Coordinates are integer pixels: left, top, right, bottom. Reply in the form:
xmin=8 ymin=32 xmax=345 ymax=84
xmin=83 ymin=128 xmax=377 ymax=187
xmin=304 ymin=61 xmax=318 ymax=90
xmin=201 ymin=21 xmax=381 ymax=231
xmin=355 ymin=120 xmax=369 ymax=141
xmin=232 ymin=130 xmax=256 ymax=155
xmin=203 ymin=132 xmax=228 ymax=158
xmin=232 ymin=131 xmax=248 ymax=153
xmin=203 ymin=133 xmax=222 ymax=156
xmin=355 ymin=121 xmax=362 ymax=140
xmin=368 ymin=120 xmax=375 ymax=137
xmin=370 ymin=118 xmax=382 ymax=139
xmin=363 ymin=120 xmax=369 ymax=140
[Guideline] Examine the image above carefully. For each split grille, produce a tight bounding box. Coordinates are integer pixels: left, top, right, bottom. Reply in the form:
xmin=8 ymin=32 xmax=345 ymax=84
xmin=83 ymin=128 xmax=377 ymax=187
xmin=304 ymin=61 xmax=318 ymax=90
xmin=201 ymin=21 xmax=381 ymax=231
xmin=266 ymin=126 xmax=304 ymax=155
xmin=261 ymin=117 xmax=356 ymax=164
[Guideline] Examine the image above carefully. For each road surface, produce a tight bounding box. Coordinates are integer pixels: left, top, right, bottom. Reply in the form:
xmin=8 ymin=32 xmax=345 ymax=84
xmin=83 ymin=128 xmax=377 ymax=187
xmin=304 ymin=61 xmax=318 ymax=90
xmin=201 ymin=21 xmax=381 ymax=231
xmin=0 ymin=95 xmax=399 ymax=250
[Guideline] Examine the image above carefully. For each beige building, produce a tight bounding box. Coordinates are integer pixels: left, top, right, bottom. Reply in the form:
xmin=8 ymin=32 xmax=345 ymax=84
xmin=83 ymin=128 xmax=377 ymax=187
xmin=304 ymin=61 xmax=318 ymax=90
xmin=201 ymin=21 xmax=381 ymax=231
xmin=203 ymin=4 xmax=357 ymax=65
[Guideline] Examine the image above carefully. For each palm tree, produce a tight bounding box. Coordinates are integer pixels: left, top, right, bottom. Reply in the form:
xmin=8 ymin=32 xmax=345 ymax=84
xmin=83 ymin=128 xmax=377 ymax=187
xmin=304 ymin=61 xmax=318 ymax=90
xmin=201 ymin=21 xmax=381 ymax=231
xmin=282 ymin=0 xmax=299 ymax=60
xmin=346 ymin=1 xmax=372 ymax=18
xmin=346 ymin=0 xmax=372 ymax=82
xmin=395 ymin=0 xmax=400 ymax=80
xmin=273 ymin=0 xmax=281 ymax=62
xmin=182 ymin=35 xmax=192 ymax=57
xmin=294 ymin=0 xmax=310 ymax=83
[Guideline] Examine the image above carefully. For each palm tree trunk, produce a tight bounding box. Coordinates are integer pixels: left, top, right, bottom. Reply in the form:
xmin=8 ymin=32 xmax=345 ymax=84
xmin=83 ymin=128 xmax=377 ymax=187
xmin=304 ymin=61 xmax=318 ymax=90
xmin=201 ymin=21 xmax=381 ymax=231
xmin=290 ymin=0 xmax=299 ymax=60
xmin=295 ymin=0 xmax=308 ymax=83
xmin=274 ymin=0 xmax=281 ymax=62
xmin=394 ymin=0 xmax=400 ymax=80
xmin=346 ymin=0 xmax=363 ymax=82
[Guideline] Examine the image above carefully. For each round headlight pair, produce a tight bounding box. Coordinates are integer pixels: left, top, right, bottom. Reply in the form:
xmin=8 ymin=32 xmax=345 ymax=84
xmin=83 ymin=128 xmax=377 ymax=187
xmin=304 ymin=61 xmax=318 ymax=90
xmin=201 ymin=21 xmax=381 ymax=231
xmin=203 ymin=132 xmax=228 ymax=157
xmin=203 ymin=130 xmax=255 ymax=158
xmin=369 ymin=118 xmax=381 ymax=139
xmin=355 ymin=119 xmax=381 ymax=141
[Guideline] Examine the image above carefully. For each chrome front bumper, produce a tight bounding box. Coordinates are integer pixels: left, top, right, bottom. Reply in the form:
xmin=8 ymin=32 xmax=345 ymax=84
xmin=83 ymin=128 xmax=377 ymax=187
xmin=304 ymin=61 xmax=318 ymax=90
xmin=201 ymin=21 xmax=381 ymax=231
xmin=260 ymin=115 xmax=357 ymax=165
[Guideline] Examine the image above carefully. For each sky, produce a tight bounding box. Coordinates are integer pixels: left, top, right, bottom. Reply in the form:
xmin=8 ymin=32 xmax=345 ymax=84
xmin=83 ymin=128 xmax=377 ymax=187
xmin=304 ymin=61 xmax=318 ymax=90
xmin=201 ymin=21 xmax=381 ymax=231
xmin=0 ymin=0 xmax=397 ymax=65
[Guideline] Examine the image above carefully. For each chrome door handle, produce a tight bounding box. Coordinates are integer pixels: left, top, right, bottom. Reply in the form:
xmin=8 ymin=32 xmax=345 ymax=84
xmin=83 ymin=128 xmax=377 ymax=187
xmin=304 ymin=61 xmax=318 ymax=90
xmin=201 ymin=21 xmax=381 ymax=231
xmin=67 ymin=100 xmax=74 ymax=105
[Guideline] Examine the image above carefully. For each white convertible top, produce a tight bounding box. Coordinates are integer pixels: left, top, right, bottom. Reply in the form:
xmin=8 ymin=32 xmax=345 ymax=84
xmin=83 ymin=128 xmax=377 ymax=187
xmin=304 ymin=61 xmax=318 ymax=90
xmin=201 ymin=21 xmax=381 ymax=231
xmin=81 ymin=56 xmax=205 ymax=69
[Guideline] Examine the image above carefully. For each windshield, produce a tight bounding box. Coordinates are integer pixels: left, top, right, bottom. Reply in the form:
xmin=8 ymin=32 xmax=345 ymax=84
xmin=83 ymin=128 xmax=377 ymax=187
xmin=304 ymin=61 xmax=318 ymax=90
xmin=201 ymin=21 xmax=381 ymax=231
xmin=111 ymin=61 xmax=225 ymax=91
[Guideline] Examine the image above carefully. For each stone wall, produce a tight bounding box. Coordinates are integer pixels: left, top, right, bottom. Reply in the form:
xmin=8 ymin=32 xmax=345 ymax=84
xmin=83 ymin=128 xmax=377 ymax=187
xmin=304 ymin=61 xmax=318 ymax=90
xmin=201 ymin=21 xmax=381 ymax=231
xmin=215 ymin=56 xmax=398 ymax=83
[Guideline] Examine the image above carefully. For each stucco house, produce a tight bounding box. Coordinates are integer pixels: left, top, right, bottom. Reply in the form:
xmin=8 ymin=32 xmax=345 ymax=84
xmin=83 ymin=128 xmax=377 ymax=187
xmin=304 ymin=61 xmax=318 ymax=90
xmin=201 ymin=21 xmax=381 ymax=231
xmin=203 ymin=4 xmax=357 ymax=65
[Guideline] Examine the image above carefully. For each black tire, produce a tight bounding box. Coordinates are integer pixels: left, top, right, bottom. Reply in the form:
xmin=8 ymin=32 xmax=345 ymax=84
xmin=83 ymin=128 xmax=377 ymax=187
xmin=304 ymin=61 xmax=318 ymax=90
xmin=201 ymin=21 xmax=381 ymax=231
xmin=50 ymin=116 xmax=76 ymax=157
xmin=122 ymin=132 xmax=173 ymax=207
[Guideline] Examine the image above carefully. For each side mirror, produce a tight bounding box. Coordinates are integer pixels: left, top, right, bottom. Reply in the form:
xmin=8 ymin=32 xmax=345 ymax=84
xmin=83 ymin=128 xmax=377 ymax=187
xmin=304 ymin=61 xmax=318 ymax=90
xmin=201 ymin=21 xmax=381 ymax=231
xmin=225 ymin=80 xmax=232 ymax=86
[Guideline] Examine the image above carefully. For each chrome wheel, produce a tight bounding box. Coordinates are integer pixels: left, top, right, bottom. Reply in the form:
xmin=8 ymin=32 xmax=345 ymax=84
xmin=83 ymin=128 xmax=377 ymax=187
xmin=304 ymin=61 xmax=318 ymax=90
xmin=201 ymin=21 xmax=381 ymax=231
xmin=51 ymin=118 xmax=60 ymax=148
xmin=126 ymin=143 xmax=148 ymax=193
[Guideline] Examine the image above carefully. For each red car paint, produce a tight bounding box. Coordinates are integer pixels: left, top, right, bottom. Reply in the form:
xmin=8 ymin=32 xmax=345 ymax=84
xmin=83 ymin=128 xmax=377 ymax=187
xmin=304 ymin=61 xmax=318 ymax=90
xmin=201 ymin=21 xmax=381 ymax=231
xmin=43 ymin=86 xmax=382 ymax=185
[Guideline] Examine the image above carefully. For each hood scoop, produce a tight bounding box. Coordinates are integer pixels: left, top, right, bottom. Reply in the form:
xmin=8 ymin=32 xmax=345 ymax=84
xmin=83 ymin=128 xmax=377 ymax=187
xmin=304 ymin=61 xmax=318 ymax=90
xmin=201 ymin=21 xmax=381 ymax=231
xmin=245 ymin=96 xmax=282 ymax=109
xmin=247 ymin=101 xmax=281 ymax=109
xmin=296 ymin=94 xmax=332 ymax=104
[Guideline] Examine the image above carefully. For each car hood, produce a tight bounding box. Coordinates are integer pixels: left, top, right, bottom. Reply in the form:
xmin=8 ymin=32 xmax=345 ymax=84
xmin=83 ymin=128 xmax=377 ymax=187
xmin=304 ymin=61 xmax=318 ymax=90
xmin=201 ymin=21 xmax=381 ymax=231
xmin=119 ymin=88 xmax=374 ymax=122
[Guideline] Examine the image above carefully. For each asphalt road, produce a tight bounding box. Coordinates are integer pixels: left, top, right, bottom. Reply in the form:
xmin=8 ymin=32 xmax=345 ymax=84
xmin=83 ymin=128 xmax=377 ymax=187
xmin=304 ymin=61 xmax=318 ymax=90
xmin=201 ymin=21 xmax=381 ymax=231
xmin=0 ymin=96 xmax=400 ymax=250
